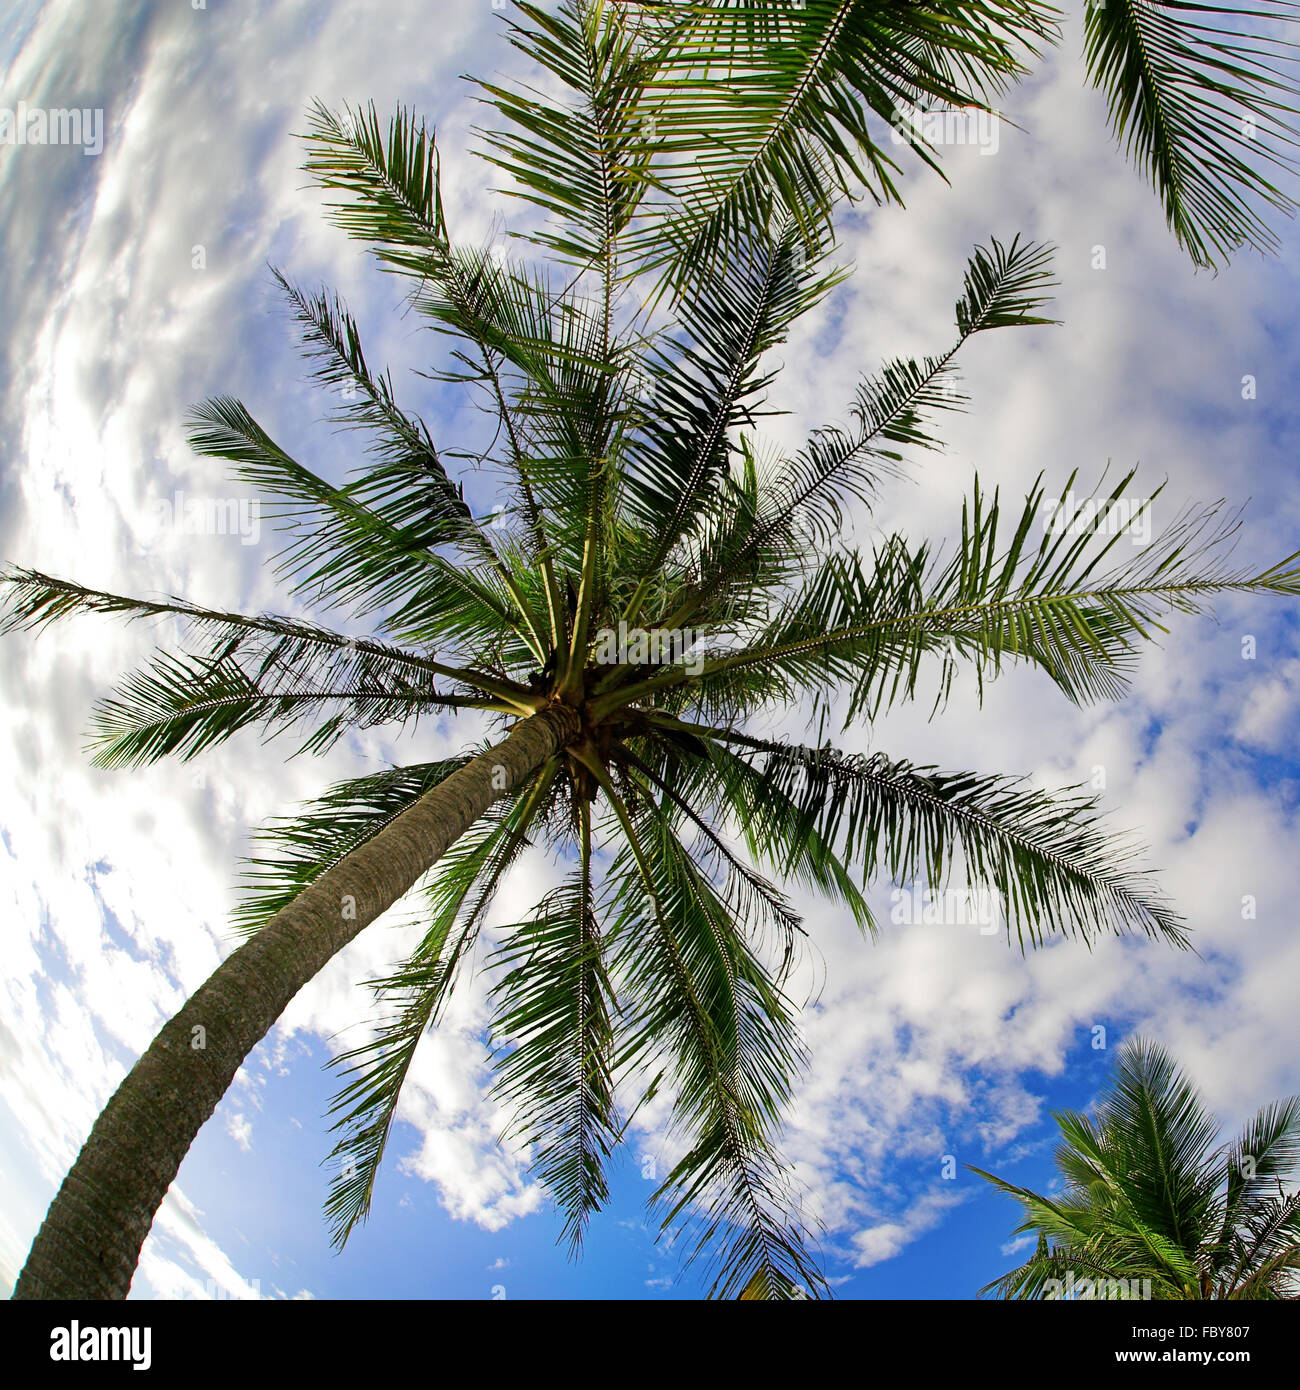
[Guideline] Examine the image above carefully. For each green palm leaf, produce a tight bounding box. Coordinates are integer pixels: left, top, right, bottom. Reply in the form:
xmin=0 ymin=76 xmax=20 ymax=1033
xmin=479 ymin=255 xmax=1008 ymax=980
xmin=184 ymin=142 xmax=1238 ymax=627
xmin=488 ymin=799 xmax=619 ymax=1252
xmin=1084 ymin=0 xmax=1300 ymax=268
xmin=975 ymin=1037 xmax=1300 ymax=1298
xmin=598 ymin=774 xmax=824 ymax=1300
xmin=632 ymin=0 xmax=1056 ymax=284
xmin=472 ymin=0 xmax=660 ymax=267
xmin=323 ymin=767 xmax=555 ymax=1246
xmin=232 ymin=758 xmax=475 ymax=936
xmin=706 ymin=735 xmax=1185 ymax=949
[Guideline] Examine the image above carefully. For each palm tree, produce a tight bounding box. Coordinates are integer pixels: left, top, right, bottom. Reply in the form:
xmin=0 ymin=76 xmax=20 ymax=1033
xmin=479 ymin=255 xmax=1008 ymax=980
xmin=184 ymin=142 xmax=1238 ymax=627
xmin=973 ymin=1037 xmax=1300 ymax=1299
xmin=6 ymin=0 xmax=1300 ymax=1301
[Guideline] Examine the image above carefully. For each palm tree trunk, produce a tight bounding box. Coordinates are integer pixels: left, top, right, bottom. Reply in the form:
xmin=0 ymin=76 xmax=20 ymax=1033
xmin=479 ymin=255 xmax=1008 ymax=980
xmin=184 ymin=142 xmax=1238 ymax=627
xmin=13 ymin=703 xmax=580 ymax=1300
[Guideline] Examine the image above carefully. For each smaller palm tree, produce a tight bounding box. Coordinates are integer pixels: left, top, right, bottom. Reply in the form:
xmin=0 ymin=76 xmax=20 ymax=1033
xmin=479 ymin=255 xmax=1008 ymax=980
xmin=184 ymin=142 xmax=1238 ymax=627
xmin=973 ymin=1037 xmax=1300 ymax=1299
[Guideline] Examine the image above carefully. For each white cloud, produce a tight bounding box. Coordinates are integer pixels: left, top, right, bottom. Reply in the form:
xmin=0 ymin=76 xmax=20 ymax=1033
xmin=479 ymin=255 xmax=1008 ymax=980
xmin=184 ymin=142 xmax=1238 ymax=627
xmin=852 ymin=1190 xmax=965 ymax=1268
xmin=226 ymin=1112 xmax=253 ymax=1154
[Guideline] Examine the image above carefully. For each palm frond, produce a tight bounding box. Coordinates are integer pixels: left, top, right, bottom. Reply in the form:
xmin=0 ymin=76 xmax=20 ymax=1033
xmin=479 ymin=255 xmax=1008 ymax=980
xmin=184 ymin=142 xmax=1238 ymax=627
xmin=634 ymin=0 xmax=1057 ymax=285
xmin=4 ymin=565 xmax=533 ymax=706
xmin=489 ymin=799 xmax=619 ymax=1252
xmin=472 ymin=0 xmax=658 ymax=268
xmin=300 ymin=99 xmax=446 ymax=278
xmin=1214 ymin=1095 xmax=1300 ymax=1269
xmin=634 ymin=471 xmax=1300 ymax=725
xmin=591 ymin=765 xmax=825 ymax=1299
xmin=322 ymin=767 xmax=555 ymax=1246
xmin=713 ymin=737 xmax=1187 ymax=950
xmin=691 ymin=235 xmax=1057 ymax=602
xmin=618 ymin=744 xmax=810 ymax=977
xmin=86 ymin=647 xmax=468 ymax=768
xmin=635 ymin=723 xmax=874 ymax=941
xmin=0 ymin=569 xmax=515 ymax=759
xmin=974 ymin=1037 xmax=1300 ymax=1299
xmin=621 ymin=217 xmax=847 ymax=592
xmin=1084 ymin=0 xmax=1300 ymax=268
xmin=1088 ymin=1038 xmax=1227 ymax=1249
xmin=187 ymin=396 xmax=528 ymax=658
xmin=231 ymin=758 xmax=475 ymax=936
xmin=299 ymin=99 xmax=574 ymax=626
xmin=270 ymin=268 xmax=511 ymax=573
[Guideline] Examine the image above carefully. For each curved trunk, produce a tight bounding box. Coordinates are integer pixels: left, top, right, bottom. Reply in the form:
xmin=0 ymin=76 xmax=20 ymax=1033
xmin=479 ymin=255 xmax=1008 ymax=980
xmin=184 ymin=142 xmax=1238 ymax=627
xmin=13 ymin=704 xmax=579 ymax=1300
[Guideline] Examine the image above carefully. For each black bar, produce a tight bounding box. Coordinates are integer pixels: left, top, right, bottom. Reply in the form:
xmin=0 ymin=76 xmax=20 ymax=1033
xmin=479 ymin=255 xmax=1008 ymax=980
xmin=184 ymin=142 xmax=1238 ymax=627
xmin=1 ymin=1296 xmax=1292 ymax=1376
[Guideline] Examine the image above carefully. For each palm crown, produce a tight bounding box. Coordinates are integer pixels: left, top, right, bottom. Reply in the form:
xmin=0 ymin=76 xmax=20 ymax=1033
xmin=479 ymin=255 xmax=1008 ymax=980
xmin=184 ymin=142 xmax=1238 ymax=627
xmin=8 ymin=0 xmax=1300 ymax=1301
xmin=975 ymin=1037 xmax=1300 ymax=1299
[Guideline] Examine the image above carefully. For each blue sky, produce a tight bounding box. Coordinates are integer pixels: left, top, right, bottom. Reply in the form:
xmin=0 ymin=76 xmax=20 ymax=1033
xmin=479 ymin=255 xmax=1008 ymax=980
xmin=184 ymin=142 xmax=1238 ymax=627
xmin=2 ymin=1 xmax=1300 ymax=1301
